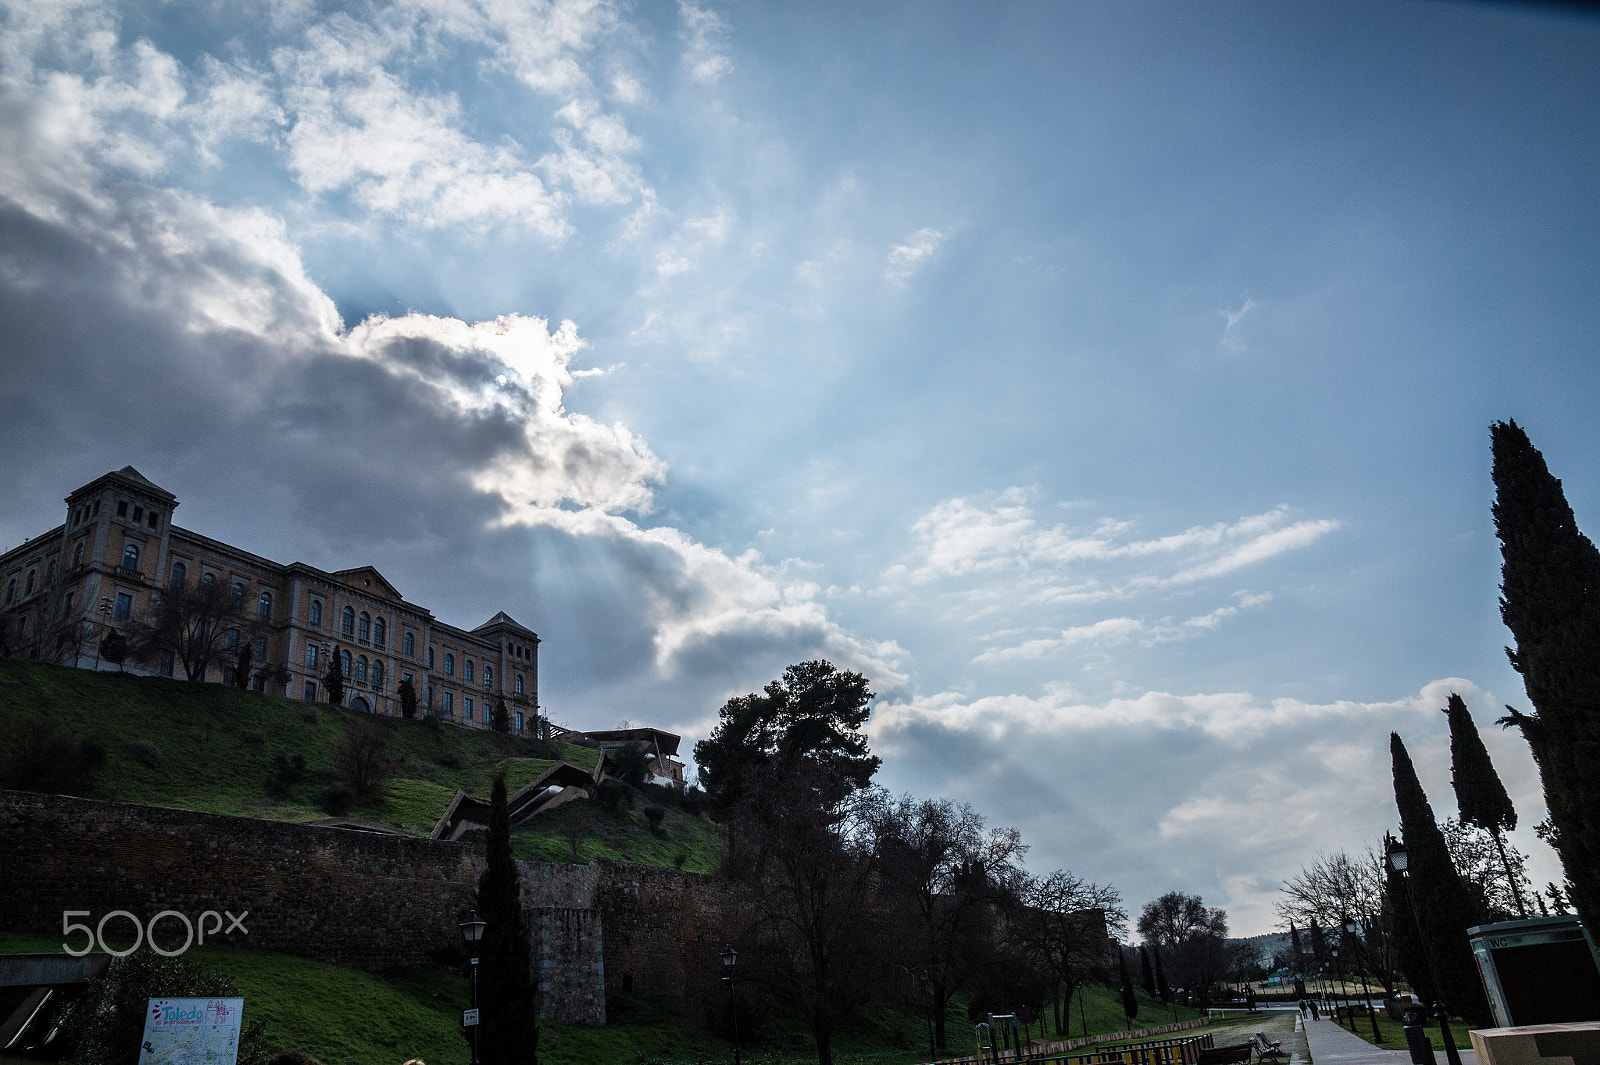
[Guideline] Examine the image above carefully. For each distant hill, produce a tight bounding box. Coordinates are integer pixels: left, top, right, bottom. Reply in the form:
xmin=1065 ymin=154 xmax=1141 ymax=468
xmin=0 ymin=658 xmax=722 ymax=872
xmin=1231 ymin=930 xmax=1290 ymax=962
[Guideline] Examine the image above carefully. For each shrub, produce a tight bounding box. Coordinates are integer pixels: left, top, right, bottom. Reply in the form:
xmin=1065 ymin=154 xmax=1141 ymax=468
xmin=434 ymin=749 xmax=460 ymax=768
xmin=241 ymin=729 xmax=264 ymax=744
xmin=265 ymin=754 xmax=306 ymax=798
xmin=596 ymin=778 xmax=634 ymax=814
xmin=62 ymin=951 xmax=270 ymax=1065
xmin=318 ymin=782 xmax=356 ymax=816
xmin=643 ymin=804 xmax=667 ymax=836
xmin=680 ymin=786 xmax=707 ymax=817
xmin=335 ymin=723 xmax=390 ymax=803
xmin=128 ymin=739 xmax=161 ymax=766
xmin=0 ymin=721 xmax=105 ymax=793
xmin=300 ymin=708 xmax=319 ymax=724
xmin=673 ymin=849 xmax=689 ymax=869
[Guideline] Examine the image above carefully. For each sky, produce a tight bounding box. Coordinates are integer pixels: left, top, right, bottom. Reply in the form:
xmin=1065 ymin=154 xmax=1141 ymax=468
xmin=1 ymin=0 xmax=1597 ymax=937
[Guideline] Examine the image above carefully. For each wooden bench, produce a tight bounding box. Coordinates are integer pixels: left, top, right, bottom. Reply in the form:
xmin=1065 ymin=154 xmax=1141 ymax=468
xmin=1252 ymin=1034 xmax=1285 ymax=1062
xmin=1196 ymin=1044 xmax=1254 ymax=1065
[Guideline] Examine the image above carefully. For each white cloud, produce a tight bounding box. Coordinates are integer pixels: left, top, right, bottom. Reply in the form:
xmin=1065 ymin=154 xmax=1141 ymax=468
xmin=679 ymin=2 xmax=733 ymax=84
xmin=886 ymin=225 xmax=949 ymax=284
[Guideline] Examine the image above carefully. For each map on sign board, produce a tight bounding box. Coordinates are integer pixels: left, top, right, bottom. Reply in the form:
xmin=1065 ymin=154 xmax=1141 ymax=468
xmin=138 ymin=998 xmax=244 ymax=1065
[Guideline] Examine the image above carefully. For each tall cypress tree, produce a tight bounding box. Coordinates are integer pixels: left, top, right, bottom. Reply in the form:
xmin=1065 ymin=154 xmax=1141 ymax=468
xmin=1119 ymin=948 xmax=1140 ymax=1024
xmin=477 ymin=774 xmax=538 ymax=1065
xmin=1288 ymin=921 xmax=1304 ymax=975
xmin=1442 ymin=692 xmax=1526 ymax=916
xmin=1391 ymin=733 xmax=1491 ymax=1024
xmin=1491 ymin=420 xmax=1600 ymax=942
xmin=1139 ymin=944 xmax=1156 ymax=996
xmin=1152 ymin=947 xmax=1171 ymax=1003
xmin=1383 ymin=831 xmax=1435 ymax=1005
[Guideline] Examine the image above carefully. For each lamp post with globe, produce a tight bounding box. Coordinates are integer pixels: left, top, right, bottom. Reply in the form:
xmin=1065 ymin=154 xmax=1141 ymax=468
xmin=1386 ymin=838 xmax=1462 ymax=1065
xmin=460 ymin=910 xmax=486 ymax=1065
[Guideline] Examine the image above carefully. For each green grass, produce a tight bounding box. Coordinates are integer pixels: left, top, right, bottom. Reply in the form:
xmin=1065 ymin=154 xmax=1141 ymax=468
xmin=0 ymin=658 xmax=715 ymax=875
xmin=1337 ymin=1010 xmax=1479 ymax=1051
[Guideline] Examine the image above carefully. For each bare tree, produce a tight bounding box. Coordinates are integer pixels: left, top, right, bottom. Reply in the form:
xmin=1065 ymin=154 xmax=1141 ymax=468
xmin=871 ymin=795 xmax=1027 ymax=1050
xmin=126 ymin=577 xmax=263 ymax=682
xmin=1138 ymin=892 xmax=1229 ymax=1007
xmin=1011 ymin=871 xmax=1126 ymax=1035
xmin=733 ymin=762 xmax=887 ymax=1065
xmin=335 ymin=721 xmax=391 ymax=803
xmin=1442 ymin=818 xmax=1535 ymax=924
xmin=1276 ymin=846 xmax=1401 ymax=993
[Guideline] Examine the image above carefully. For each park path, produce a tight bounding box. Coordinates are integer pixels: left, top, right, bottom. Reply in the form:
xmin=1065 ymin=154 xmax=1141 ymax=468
xmin=1299 ymin=1014 xmax=1477 ymax=1065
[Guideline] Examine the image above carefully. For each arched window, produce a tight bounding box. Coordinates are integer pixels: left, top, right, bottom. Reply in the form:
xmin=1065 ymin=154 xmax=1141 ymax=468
xmin=201 ymin=572 xmax=215 ymax=585
xmin=356 ymin=656 xmax=368 ymax=683
xmin=374 ymin=617 xmax=386 ymax=647
xmin=232 ymin=581 xmax=245 ymax=600
xmin=225 ymin=628 xmax=239 ymax=649
xmin=169 ymin=561 xmax=186 ymax=587
xmin=483 ymin=665 xmax=492 ymax=691
xmin=371 ymin=660 xmax=384 ymax=689
xmin=122 ymin=543 xmax=139 ymax=570
xmin=444 ymin=653 xmax=454 ymax=676
xmin=309 ymin=599 xmax=322 ymax=627
xmin=339 ymin=649 xmax=351 ymax=678
xmin=403 ymin=631 xmax=415 ymax=656
xmin=427 ymin=646 xmax=434 ymax=669
xmin=73 ymin=541 xmax=84 ymax=566
xmin=258 ymin=591 xmax=273 ymax=617
xmin=24 ymin=570 xmax=36 ymax=596
xmin=358 ymin=612 xmax=370 ymax=640
xmin=515 ymin=674 xmax=524 ymax=695
xmin=342 ymin=607 xmax=354 ymax=635
xmin=465 ymin=659 xmax=474 ymax=683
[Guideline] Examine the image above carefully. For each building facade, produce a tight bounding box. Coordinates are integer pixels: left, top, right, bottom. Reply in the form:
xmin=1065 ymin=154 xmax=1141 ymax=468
xmin=0 ymin=466 xmax=540 ymax=732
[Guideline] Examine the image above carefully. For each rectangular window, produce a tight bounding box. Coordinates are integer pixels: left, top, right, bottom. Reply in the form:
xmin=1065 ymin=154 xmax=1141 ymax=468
xmin=114 ymin=592 xmax=132 ymax=620
xmin=443 ymin=691 xmax=454 ymax=715
xmin=305 ymin=645 xmax=318 ymax=669
xmin=515 ymin=711 xmax=524 ymax=732
xmin=64 ymin=591 xmax=75 ymax=614
xmin=160 ymin=652 xmax=174 ymax=677
xmin=133 ymin=506 xmax=143 ymax=523
xmin=117 ymin=501 xmax=127 ymax=517
xmin=304 ymin=680 xmax=317 ymax=700
xmin=464 ymin=697 xmax=474 ymax=721
xmin=252 ymin=675 xmax=264 ymax=692
xmin=148 ymin=512 xmax=159 ymax=529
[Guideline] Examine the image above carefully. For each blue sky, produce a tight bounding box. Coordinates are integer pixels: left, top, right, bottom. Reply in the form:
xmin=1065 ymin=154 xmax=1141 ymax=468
xmin=2 ymin=0 xmax=1597 ymax=935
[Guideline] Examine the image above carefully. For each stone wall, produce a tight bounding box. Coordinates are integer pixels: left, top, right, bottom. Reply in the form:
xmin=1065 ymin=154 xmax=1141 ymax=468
xmin=0 ymin=791 xmax=737 ymax=1027
xmin=0 ymin=791 xmax=479 ymax=971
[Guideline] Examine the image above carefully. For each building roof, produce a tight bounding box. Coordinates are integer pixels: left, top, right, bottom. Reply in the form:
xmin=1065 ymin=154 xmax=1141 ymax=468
xmin=580 ymin=727 xmax=682 ymax=756
xmin=473 ymin=611 xmax=539 ymax=638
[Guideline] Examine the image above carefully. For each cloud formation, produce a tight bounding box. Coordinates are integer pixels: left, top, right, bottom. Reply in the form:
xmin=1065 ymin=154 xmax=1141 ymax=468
xmin=886 ymin=225 xmax=950 ymax=284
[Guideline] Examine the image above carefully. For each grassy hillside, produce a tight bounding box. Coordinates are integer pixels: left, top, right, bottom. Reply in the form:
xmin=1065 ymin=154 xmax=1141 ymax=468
xmin=0 ymin=658 xmax=720 ymax=871
xmin=0 ymin=931 xmax=1203 ymax=1065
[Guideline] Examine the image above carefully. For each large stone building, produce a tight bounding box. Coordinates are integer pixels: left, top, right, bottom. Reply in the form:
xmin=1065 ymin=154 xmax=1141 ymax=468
xmin=0 ymin=466 xmax=541 ymax=732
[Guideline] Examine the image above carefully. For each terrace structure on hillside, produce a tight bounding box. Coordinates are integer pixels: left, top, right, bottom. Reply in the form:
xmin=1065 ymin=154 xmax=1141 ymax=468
xmin=0 ymin=466 xmax=540 ymax=733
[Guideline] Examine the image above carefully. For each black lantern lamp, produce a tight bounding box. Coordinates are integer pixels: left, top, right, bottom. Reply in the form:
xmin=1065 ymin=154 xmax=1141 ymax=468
xmin=460 ymin=911 xmax=486 ymax=1065
xmin=721 ymin=946 xmax=741 ymax=1065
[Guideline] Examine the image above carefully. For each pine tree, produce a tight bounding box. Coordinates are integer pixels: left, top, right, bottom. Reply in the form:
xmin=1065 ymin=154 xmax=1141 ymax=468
xmin=324 ymin=644 xmax=345 ymax=706
xmin=398 ymin=676 xmax=418 ymax=719
xmin=1491 ymin=420 xmax=1600 ymax=942
xmin=1391 ymin=733 xmax=1491 ymax=1023
xmin=1139 ymin=944 xmax=1156 ymax=995
xmin=1442 ymin=692 xmax=1526 ymax=916
xmin=477 ymin=774 xmax=538 ymax=1065
xmin=1118 ymin=948 xmax=1139 ymax=1024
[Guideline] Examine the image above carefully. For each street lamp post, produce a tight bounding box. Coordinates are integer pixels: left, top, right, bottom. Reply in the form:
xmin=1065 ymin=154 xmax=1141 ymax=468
xmin=1330 ymin=946 xmax=1350 ymax=1030
xmin=1386 ymin=839 xmax=1463 ymax=1065
xmin=1344 ymin=916 xmax=1383 ymax=1043
xmin=721 ymin=946 xmax=742 ymax=1065
xmin=460 ymin=910 xmax=485 ymax=1065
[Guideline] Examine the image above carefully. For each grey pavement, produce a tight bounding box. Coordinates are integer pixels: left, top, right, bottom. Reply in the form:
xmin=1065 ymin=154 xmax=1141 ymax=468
xmin=1298 ymin=1014 xmax=1476 ymax=1065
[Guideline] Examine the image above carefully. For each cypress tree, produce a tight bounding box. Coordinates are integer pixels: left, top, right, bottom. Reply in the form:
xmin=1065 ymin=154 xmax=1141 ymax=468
xmin=1491 ymin=420 xmax=1600 ymax=942
xmin=1139 ymin=944 xmax=1156 ymax=995
xmin=324 ymin=644 xmax=345 ymax=706
xmin=1391 ymin=732 xmax=1491 ymax=1024
xmin=1152 ymin=947 xmax=1171 ymax=1003
xmin=1288 ymin=921 xmax=1304 ymax=975
xmin=1383 ymin=831 xmax=1435 ymax=1005
xmin=1442 ymin=692 xmax=1526 ymax=916
xmin=477 ymin=774 xmax=538 ymax=1065
xmin=1119 ymin=948 xmax=1140 ymax=1024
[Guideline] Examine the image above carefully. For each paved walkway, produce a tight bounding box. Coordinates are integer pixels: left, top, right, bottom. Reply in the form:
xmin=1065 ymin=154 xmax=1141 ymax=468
xmin=1299 ymin=1014 xmax=1476 ymax=1065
